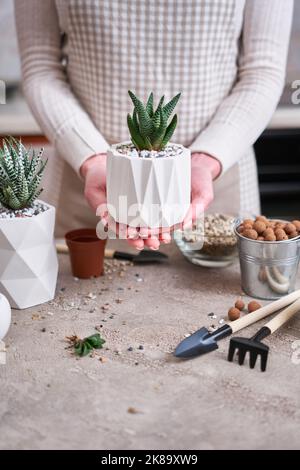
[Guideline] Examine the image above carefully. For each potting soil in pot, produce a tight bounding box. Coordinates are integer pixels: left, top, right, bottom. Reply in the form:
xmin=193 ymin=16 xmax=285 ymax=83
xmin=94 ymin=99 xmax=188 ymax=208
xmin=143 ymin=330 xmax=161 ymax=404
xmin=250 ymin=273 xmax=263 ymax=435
xmin=0 ymin=201 xmax=58 ymax=309
xmin=107 ymin=141 xmax=191 ymax=228
xmin=0 ymin=201 xmax=49 ymax=219
xmin=116 ymin=142 xmax=184 ymax=159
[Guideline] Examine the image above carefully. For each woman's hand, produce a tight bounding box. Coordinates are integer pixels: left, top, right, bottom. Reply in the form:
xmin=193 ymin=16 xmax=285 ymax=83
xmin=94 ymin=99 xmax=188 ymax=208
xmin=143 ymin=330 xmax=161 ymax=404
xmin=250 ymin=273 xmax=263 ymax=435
xmin=184 ymin=152 xmax=221 ymax=224
xmin=80 ymin=151 xmax=220 ymax=250
xmin=81 ymin=153 xmax=107 ymax=210
xmin=80 ymin=153 xmax=166 ymax=250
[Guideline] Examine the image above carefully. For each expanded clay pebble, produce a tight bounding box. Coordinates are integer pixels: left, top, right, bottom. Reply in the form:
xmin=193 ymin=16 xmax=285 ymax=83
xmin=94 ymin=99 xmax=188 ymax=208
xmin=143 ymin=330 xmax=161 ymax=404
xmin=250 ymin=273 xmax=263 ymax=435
xmin=253 ymin=221 xmax=266 ymax=234
xmin=242 ymin=229 xmax=258 ymax=240
xmin=292 ymin=220 xmax=300 ymax=231
xmin=256 ymin=216 xmax=268 ymax=222
xmin=264 ymin=232 xmax=276 ymax=241
xmin=285 ymin=223 xmax=297 ymax=234
xmin=235 ymin=299 xmax=245 ymax=310
xmin=239 ymin=216 xmax=300 ymax=242
xmin=274 ymin=229 xmax=288 ymax=241
xmin=263 ymin=228 xmax=274 ymax=237
xmin=243 ymin=219 xmax=254 ymax=226
xmin=289 ymin=231 xmax=298 ymax=239
xmin=248 ymin=301 xmax=262 ymax=313
xmin=228 ymin=307 xmax=241 ymax=321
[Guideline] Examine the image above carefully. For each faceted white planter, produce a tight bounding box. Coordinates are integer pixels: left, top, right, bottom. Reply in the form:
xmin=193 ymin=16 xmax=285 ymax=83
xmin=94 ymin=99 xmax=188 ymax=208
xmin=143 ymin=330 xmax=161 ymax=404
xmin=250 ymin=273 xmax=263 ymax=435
xmin=0 ymin=201 xmax=58 ymax=309
xmin=107 ymin=142 xmax=191 ymax=228
xmin=0 ymin=294 xmax=11 ymax=340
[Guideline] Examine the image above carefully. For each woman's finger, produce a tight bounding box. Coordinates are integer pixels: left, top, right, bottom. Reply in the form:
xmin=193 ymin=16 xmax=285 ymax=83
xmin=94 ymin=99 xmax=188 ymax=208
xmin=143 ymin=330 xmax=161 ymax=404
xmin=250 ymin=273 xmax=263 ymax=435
xmin=158 ymin=227 xmax=172 ymax=243
xmin=191 ymin=197 xmax=205 ymax=221
xmin=117 ymin=222 xmax=128 ymax=240
xmin=139 ymin=227 xmax=149 ymax=238
xmin=127 ymin=225 xmax=139 ymax=239
xmin=182 ymin=205 xmax=193 ymax=228
xmin=96 ymin=200 xmax=108 ymax=217
xmin=160 ymin=231 xmax=172 ymax=244
xmin=127 ymin=238 xmax=145 ymax=250
xmin=144 ymin=236 xmax=160 ymax=250
xmin=140 ymin=226 xmax=161 ymax=239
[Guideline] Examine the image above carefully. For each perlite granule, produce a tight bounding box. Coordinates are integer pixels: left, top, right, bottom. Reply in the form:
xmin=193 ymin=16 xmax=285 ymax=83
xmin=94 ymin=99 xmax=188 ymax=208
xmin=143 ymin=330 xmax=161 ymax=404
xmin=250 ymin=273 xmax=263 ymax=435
xmin=183 ymin=213 xmax=237 ymax=257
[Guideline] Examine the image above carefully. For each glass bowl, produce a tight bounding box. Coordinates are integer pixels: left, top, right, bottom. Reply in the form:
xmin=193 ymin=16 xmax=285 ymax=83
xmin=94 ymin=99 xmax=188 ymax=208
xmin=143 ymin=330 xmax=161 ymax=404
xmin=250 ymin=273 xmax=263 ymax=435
xmin=175 ymin=214 xmax=238 ymax=267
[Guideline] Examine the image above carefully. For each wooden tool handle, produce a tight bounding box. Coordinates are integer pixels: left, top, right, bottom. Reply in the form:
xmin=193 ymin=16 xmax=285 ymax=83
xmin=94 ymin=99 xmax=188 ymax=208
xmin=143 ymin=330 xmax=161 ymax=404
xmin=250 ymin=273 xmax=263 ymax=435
xmin=56 ymin=243 xmax=68 ymax=254
xmin=264 ymin=298 xmax=300 ymax=334
xmin=104 ymin=248 xmax=114 ymax=259
xmin=230 ymin=289 xmax=300 ymax=333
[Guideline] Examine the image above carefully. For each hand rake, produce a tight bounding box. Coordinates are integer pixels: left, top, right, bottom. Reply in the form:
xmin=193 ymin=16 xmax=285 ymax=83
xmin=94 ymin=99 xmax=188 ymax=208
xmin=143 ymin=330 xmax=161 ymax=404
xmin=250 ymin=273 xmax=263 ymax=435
xmin=228 ymin=297 xmax=300 ymax=371
xmin=175 ymin=290 xmax=300 ymax=358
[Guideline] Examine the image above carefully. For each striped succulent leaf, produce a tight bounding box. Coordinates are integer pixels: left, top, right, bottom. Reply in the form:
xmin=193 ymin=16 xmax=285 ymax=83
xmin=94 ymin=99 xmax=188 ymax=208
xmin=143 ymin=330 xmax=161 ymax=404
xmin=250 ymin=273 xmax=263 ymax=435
xmin=127 ymin=91 xmax=180 ymax=152
xmin=161 ymin=114 xmax=178 ymax=147
xmin=0 ymin=137 xmax=47 ymax=210
xmin=151 ymin=107 xmax=167 ymax=150
xmin=128 ymin=91 xmax=154 ymax=138
xmin=163 ymin=93 xmax=181 ymax=120
xmin=145 ymin=92 xmax=154 ymax=117
xmin=152 ymin=96 xmax=164 ymax=129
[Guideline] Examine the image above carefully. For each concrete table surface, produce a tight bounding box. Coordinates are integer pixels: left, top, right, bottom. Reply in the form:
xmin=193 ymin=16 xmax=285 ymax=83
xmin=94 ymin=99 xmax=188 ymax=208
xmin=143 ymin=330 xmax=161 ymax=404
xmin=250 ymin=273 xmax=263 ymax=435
xmin=1 ymin=241 xmax=300 ymax=450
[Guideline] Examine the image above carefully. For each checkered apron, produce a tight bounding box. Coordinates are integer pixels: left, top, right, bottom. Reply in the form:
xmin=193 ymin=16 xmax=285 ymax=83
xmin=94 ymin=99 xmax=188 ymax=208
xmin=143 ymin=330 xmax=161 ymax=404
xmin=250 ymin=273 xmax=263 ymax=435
xmin=48 ymin=0 xmax=261 ymax=233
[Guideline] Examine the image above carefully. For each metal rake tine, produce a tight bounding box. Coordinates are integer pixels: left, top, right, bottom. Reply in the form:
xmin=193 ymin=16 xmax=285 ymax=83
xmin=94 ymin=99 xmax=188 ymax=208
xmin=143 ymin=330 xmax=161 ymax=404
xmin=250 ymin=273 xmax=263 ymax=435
xmin=249 ymin=351 xmax=258 ymax=369
xmin=228 ymin=326 xmax=272 ymax=372
xmin=238 ymin=348 xmax=247 ymax=365
xmin=260 ymin=351 xmax=268 ymax=372
xmin=228 ymin=342 xmax=236 ymax=362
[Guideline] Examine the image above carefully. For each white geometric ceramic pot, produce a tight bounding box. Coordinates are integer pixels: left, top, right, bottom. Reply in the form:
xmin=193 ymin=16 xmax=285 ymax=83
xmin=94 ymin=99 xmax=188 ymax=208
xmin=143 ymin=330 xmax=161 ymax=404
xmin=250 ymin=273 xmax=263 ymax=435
xmin=106 ymin=142 xmax=191 ymax=228
xmin=0 ymin=294 xmax=11 ymax=340
xmin=0 ymin=201 xmax=58 ymax=309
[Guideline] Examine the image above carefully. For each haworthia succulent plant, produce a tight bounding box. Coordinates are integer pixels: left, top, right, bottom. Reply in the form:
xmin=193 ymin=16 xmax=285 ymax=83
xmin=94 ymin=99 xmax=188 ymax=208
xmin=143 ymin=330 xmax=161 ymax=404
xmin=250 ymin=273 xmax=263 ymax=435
xmin=127 ymin=91 xmax=181 ymax=151
xmin=0 ymin=137 xmax=47 ymax=210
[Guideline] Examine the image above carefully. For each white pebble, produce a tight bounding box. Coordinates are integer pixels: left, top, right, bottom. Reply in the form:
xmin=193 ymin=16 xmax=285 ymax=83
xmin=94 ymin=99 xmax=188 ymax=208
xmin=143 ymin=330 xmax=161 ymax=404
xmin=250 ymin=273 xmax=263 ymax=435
xmin=87 ymin=292 xmax=96 ymax=300
xmin=130 ymin=149 xmax=139 ymax=158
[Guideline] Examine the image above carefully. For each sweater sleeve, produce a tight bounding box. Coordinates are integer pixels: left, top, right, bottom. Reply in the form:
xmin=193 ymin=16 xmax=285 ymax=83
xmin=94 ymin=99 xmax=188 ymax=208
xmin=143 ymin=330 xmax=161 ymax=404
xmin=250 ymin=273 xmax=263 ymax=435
xmin=14 ymin=0 xmax=109 ymax=175
xmin=189 ymin=0 xmax=293 ymax=175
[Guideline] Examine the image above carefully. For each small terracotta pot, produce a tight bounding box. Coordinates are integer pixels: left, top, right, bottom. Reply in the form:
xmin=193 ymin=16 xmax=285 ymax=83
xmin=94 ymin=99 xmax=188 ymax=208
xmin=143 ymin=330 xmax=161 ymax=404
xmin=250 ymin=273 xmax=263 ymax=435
xmin=65 ymin=228 xmax=106 ymax=279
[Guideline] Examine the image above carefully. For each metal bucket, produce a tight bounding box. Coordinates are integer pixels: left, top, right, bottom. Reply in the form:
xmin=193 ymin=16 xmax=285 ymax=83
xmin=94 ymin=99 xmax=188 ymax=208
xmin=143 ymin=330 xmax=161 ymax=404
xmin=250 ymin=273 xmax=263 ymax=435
xmin=235 ymin=224 xmax=300 ymax=300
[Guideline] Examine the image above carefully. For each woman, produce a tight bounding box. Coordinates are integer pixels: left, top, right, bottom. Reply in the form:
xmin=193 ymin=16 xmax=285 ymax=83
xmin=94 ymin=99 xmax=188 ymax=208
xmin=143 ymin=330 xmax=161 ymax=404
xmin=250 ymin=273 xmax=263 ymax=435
xmin=15 ymin=0 xmax=293 ymax=249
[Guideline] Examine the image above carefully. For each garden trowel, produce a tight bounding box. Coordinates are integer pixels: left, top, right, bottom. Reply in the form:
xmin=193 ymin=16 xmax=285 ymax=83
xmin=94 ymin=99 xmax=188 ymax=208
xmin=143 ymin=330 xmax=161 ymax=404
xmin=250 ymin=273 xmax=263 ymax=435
xmin=174 ymin=289 xmax=300 ymax=358
xmin=56 ymin=241 xmax=168 ymax=264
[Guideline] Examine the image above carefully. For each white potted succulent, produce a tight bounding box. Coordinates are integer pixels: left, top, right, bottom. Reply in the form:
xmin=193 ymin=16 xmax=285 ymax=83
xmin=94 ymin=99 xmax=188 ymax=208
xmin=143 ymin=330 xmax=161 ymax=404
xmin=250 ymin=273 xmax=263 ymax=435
xmin=0 ymin=293 xmax=11 ymax=340
xmin=0 ymin=138 xmax=58 ymax=309
xmin=106 ymin=91 xmax=191 ymax=229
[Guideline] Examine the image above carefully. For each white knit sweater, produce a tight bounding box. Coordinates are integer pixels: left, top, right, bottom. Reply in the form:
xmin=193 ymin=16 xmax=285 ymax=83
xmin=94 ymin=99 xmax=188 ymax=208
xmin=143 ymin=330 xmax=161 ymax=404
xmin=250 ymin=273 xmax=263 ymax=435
xmin=14 ymin=0 xmax=293 ymax=211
